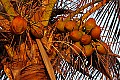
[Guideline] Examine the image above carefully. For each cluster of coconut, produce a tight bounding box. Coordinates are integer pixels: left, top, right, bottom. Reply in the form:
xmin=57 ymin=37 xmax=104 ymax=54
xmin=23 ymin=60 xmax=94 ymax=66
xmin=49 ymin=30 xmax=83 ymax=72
xmin=10 ymin=15 xmax=110 ymax=57
xmin=55 ymin=18 xmax=110 ymax=57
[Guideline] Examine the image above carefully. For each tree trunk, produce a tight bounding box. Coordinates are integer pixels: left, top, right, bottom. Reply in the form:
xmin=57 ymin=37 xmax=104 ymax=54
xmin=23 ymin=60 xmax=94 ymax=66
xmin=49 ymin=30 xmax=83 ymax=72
xmin=3 ymin=39 xmax=51 ymax=80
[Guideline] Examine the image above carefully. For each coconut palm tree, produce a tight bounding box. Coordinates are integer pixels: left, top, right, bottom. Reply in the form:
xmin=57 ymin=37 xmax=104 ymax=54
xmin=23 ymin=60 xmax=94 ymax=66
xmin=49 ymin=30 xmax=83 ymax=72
xmin=0 ymin=0 xmax=120 ymax=80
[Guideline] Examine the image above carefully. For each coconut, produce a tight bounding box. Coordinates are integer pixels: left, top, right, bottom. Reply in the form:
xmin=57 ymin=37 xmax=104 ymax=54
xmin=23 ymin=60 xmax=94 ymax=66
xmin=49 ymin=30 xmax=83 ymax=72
xmin=11 ymin=16 xmax=27 ymax=34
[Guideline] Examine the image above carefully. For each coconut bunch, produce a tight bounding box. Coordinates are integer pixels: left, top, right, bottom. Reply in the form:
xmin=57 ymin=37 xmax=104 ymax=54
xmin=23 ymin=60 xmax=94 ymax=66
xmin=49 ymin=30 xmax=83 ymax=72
xmin=55 ymin=18 xmax=115 ymax=57
xmin=44 ymin=17 xmax=120 ymax=79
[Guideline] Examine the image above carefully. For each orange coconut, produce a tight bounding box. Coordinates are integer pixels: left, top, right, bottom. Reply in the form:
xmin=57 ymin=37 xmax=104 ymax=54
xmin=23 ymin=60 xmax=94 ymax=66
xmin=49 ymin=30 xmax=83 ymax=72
xmin=11 ymin=16 xmax=27 ymax=34
xmin=31 ymin=25 xmax=43 ymax=39
xmin=73 ymin=42 xmax=83 ymax=54
xmin=69 ymin=30 xmax=83 ymax=41
xmin=82 ymin=44 xmax=94 ymax=57
xmin=85 ymin=18 xmax=96 ymax=32
xmin=80 ymin=34 xmax=91 ymax=45
xmin=55 ymin=20 xmax=66 ymax=32
xmin=65 ymin=20 xmax=78 ymax=31
xmin=91 ymin=26 xmax=101 ymax=39
xmin=96 ymin=41 xmax=109 ymax=55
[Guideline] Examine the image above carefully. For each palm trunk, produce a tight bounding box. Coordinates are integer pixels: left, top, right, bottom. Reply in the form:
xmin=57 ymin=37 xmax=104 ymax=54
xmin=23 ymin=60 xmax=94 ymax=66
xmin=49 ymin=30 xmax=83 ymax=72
xmin=3 ymin=39 xmax=51 ymax=80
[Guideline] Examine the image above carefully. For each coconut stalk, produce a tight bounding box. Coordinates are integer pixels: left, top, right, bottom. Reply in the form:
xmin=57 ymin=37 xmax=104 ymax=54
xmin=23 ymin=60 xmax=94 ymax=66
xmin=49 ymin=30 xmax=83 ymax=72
xmin=64 ymin=0 xmax=110 ymax=22
xmin=64 ymin=1 xmax=95 ymax=21
xmin=81 ymin=0 xmax=108 ymax=21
